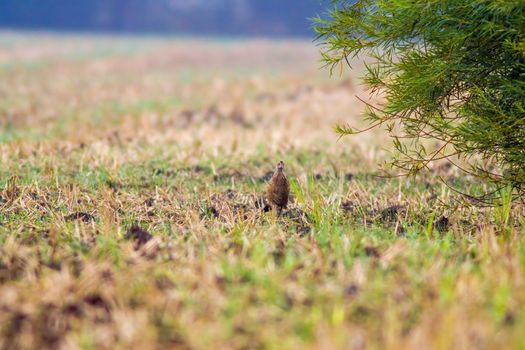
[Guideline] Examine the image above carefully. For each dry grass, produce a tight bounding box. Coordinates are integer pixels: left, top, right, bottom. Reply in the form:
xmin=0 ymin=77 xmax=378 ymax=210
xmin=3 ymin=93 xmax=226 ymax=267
xmin=0 ymin=32 xmax=524 ymax=350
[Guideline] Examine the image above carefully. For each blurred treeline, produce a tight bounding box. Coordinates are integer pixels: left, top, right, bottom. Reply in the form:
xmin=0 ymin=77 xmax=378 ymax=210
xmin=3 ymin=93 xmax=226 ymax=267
xmin=0 ymin=0 xmax=324 ymax=36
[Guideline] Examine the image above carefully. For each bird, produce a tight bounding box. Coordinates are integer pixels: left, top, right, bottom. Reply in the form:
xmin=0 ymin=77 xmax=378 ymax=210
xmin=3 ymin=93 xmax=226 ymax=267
xmin=267 ymin=161 xmax=290 ymax=217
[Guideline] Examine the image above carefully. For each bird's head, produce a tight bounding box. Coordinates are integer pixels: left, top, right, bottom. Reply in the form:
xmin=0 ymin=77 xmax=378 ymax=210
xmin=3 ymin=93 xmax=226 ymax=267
xmin=276 ymin=161 xmax=285 ymax=172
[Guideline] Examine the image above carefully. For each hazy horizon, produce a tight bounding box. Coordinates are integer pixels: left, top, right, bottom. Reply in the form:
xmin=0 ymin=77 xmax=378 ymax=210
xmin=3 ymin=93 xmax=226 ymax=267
xmin=0 ymin=0 xmax=326 ymax=37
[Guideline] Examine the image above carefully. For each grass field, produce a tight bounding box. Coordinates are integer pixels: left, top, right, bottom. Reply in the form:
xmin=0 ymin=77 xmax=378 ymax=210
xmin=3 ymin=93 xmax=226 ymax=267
xmin=0 ymin=32 xmax=524 ymax=350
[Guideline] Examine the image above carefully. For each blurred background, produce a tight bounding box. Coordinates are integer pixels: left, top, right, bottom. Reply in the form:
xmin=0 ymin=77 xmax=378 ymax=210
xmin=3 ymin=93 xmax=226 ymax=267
xmin=0 ymin=0 xmax=368 ymax=149
xmin=0 ymin=0 xmax=325 ymax=37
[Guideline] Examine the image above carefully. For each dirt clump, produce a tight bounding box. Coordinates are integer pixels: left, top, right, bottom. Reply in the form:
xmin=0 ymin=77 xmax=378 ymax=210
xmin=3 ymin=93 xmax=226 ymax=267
xmin=125 ymin=225 xmax=153 ymax=248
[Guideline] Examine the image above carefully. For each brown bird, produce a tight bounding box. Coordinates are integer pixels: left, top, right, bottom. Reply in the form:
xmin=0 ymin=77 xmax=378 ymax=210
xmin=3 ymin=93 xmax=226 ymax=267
xmin=267 ymin=161 xmax=290 ymax=216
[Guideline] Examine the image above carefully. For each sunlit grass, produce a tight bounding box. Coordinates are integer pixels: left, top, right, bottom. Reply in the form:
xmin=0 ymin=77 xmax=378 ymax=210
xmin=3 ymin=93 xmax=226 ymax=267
xmin=0 ymin=32 xmax=524 ymax=350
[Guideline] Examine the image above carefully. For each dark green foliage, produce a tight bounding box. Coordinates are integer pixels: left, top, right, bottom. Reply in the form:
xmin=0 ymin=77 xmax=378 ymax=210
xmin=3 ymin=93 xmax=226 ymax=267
xmin=314 ymin=0 xmax=525 ymax=200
